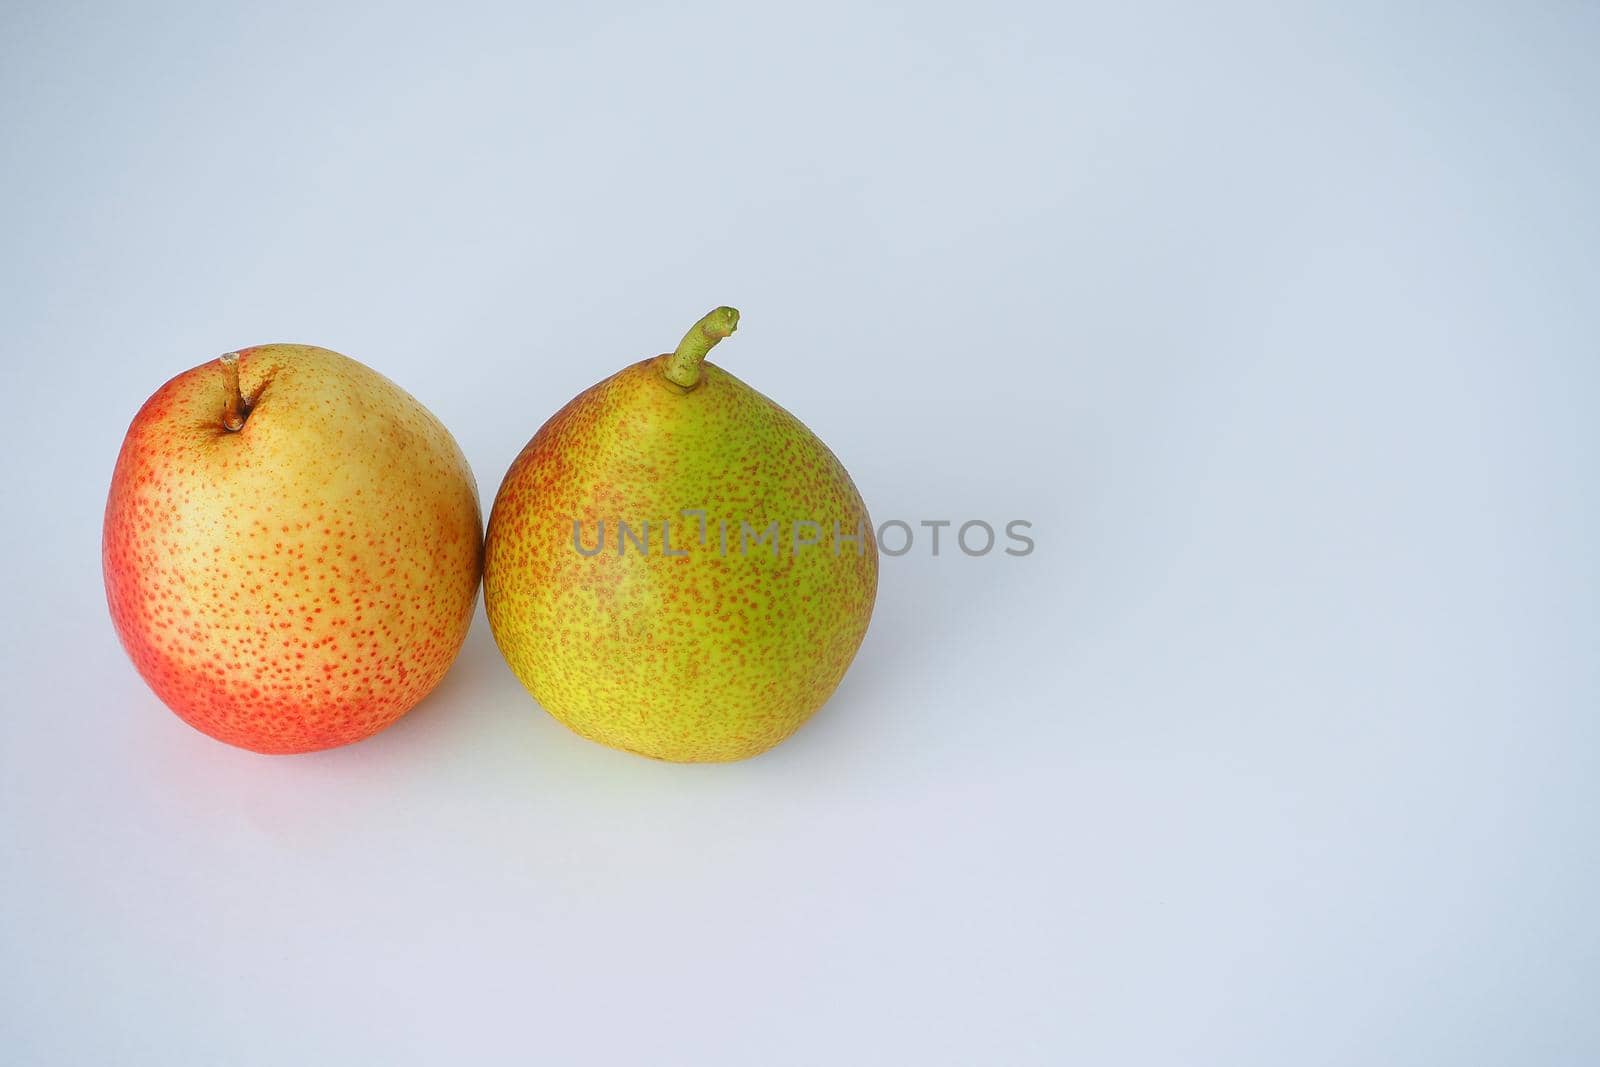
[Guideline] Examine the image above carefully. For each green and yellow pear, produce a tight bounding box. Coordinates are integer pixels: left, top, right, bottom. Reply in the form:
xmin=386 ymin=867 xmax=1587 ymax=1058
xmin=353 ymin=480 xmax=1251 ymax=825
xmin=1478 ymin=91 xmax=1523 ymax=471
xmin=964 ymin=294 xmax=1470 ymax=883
xmin=484 ymin=307 xmax=878 ymax=762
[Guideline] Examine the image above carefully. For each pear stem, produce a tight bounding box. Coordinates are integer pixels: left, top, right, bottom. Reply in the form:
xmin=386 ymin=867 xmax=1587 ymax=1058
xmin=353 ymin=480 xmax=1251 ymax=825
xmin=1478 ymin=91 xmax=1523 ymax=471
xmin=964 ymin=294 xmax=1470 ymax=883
xmin=663 ymin=306 xmax=740 ymax=389
xmin=219 ymin=352 xmax=248 ymax=431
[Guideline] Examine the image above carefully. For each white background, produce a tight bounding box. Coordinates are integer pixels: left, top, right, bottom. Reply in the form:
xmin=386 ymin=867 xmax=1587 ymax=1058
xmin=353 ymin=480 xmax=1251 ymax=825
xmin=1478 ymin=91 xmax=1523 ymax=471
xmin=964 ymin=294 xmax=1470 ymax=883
xmin=2 ymin=3 xmax=1596 ymax=1064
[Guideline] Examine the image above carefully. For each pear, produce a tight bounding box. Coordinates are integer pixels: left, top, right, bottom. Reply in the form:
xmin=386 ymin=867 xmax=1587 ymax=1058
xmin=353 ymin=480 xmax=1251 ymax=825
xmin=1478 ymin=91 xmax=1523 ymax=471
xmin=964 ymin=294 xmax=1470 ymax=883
xmin=484 ymin=308 xmax=878 ymax=762
xmin=104 ymin=345 xmax=483 ymax=754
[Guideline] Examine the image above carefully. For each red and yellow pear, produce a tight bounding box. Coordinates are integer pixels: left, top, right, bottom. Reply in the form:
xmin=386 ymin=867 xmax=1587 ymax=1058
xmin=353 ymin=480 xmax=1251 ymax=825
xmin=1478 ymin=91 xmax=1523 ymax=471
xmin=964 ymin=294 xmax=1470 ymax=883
xmin=103 ymin=344 xmax=482 ymax=754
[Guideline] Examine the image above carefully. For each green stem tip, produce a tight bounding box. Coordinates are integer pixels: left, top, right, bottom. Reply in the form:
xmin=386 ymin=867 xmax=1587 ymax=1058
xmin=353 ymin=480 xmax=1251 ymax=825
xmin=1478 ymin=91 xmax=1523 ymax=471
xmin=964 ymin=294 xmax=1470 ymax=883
xmin=663 ymin=306 xmax=739 ymax=388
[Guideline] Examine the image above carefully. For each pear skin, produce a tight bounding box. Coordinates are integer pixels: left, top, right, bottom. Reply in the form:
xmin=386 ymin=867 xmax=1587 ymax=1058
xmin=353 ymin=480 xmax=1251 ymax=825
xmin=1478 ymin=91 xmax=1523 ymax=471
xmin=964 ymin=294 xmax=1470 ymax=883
xmin=484 ymin=308 xmax=878 ymax=762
